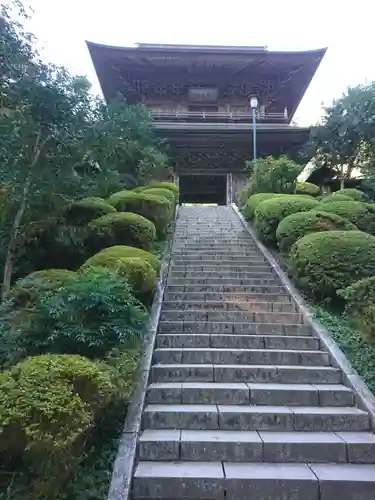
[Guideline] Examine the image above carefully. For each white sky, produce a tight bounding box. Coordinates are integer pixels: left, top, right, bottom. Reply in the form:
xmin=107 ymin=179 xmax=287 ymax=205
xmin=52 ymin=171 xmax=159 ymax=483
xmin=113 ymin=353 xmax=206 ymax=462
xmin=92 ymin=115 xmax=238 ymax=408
xmin=24 ymin=0 xmax=375 ymax=125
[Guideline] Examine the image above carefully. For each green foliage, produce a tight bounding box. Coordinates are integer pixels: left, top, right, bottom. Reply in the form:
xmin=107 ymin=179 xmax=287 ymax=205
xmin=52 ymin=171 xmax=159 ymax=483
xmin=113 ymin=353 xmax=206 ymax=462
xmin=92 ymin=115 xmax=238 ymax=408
xmin=289 ymin=230 xmax=375 ymax=301
xmin=339 ymin=188 xmax=370 ymax=202
xmin=315 ymin=199 xmax=375 ymax=235
xmin=320 ymin=193 xmax=354 ymax=202
xmin=138 ymin=187 xmax=175 ymax=207
xmin=0 ymin=354 xmax=122 ymax=496
xmin=64 ymin=197 xmax=116 ymax=226
xmin=254 ymin=196 xmax=318 ymax=245
xmin=245 ymin=155 xmax=302 ymax=195
xmin=0 ymin=267 xmax=148 ymax=363
xmin=138 ymin=182 xmax=179 ymax=200
xmin=82 ymin=245 xmax=160 ymax=272
xmin=295 ymin=181 xmax=320 ymax=197
xmin=276 ymin=210 xmax=357 ymax=253
xmin=338 ymin=276 xmax=375 ymax=339
xmin=107 ymin=191 xmax=172 ymax=236
xmin=243 ymin=193 xmax=286 ymax=220
xmin=87 ymin=212 xmax=156 ymax=251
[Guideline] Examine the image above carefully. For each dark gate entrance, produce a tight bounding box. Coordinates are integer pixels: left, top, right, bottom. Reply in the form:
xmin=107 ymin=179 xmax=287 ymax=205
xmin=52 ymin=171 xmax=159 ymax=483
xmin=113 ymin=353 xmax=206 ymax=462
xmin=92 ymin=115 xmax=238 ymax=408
xmin=179 ymin=174 xmax=227 ymax=205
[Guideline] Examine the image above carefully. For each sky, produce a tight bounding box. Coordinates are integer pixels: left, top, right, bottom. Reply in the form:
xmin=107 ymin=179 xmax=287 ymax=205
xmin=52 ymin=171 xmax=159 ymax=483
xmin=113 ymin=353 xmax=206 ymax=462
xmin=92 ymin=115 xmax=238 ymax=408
xmin=23 ymin=0 xmax=375 ymax=125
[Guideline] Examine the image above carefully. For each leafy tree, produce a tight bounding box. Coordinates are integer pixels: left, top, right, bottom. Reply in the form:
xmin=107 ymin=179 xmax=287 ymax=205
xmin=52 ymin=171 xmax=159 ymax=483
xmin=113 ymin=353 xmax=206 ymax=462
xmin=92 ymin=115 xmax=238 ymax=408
xmin=245 ymin=155 xmax=302 ymax=195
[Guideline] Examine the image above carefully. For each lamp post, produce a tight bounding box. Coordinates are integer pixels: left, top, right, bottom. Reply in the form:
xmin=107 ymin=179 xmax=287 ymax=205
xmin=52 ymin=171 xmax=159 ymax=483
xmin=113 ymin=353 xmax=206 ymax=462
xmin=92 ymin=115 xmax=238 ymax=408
xmin=249 ymin=95 xmax=258 ymax=162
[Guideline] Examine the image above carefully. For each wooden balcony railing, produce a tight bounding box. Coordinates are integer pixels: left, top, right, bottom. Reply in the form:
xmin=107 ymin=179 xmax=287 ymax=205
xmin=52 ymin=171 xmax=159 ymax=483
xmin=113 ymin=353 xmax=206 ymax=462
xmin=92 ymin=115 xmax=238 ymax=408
xmin=150 ymin=109 xmax=289 ymax=122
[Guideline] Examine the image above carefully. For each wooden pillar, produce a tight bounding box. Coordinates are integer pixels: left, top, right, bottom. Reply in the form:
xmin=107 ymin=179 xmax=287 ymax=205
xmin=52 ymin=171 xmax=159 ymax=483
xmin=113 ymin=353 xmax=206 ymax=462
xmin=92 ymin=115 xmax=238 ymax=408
xmin=226 ymin=173 xmax=233 ymax=205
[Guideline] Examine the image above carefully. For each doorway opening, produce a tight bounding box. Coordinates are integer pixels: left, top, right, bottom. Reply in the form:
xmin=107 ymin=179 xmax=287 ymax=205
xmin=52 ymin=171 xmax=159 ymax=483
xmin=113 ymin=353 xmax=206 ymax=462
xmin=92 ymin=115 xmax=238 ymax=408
xmin=179 ymin=174 xmax=227 ymax=205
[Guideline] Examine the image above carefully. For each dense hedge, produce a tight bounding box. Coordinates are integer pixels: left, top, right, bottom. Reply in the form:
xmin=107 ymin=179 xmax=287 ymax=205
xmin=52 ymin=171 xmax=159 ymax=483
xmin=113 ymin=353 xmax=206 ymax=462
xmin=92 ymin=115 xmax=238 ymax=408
xmin=295 ymin=181 xmax=320 ymax=197
xmin=276 ymin=210 xmax=357 ymax=253
xmin=289 ymin=230 xmax=375 ymax=301
xmin=107 ymin=191 xmax=172 ymax=235
xmin=138 ymin=187 xmax=175 ymax=207
xmin=139 ymin=182 xmax=179 ymax=200
xmin=254 ymin=196 xmax=319 ymax=245
xmin=0 ymin=354 xmax=121 ymax=488
xmin=338 ymin=276 xmax=375 ymax=339
xmin=320 ymin=193 xmax=354 ymax=202
xmin=88 ymin=212 xmax=156 ymax=251
xmin=314 ymin=199 xmax=375 ymax=235
xmin=243 ymin=193 xmax=286 ymax=220
xmin=339 ymin=188 xmax=370 ymax=202
xmin=64 ymin=197 xmax=116 ymax=225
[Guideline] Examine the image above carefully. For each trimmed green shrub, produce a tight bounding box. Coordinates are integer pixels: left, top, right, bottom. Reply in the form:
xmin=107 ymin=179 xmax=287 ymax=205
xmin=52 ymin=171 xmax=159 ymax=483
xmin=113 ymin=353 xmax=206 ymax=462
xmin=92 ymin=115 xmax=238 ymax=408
xmin=138 ymin=187 xmax=175 ymax=207
xmin=88 ymin=212 xmax=156 ymax=251
xmin=254 ymin=196 xmax=319 ymax=245
xmin=64 ymin=197 xmax=116 ymax=225
xmin=338 ymin=276 xmax=375 ymax=339
xmin=107 ymin=191 xmax=172 ymax=235
xmin=82 ymin=245 xmax=160 ymax=272
xmin=0 ymin=354 xmax=121 ymax=492
xmin=276 ymin=210 xmax=357 ymax=253
xmin=295 ymin=181 xmax=320 ymax=197
xmin=289 ymin=230 xmax=375 ymax=301
xmin=139 ymin=182 xmax=179 ymax=200
xmin=339 ymin=188 xmax=370 ymax=202
xmin=243 ymin=193 xmax=287 ymax=220
xmin=314 ymin=200 xmax=375 ymax=235
xmin=320 ymin=193 xmax=354 ymax=202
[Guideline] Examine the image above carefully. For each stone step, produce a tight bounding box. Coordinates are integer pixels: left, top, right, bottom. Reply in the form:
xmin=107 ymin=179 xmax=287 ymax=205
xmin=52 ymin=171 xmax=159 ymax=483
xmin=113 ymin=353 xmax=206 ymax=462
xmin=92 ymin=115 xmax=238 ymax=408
xmin=165 ymin=284 xmax=288 ymax=294
xmin=146 ymin=382 xmax=354 ymax=406
xmin=169 ymin=270 xmax=275 ymax=279
xmin=138 ymin=429 xmax=375 ymax=463
xmin=162 ymin=300 xmax=297 ymax=313
xmin=164 ymin=291 xmax=291 ymax=302
xmin=151 ymin=364 xmax=342 ymax=384
xmin=142 ymin=404 xmax=369 ymax=431
xmin=167 ymin=277 xmax=280 ymax=286
xmin=159 ymin=310 xmax=304 ymax=324
xmin=171 ymin=264 xmax=272 ymax=272
xmin=156 ymin=334 xmax=319 ymax=350
xmin=172 ymin=251 xmax=262 ymax=256
xmin=157 ymin=321 xmax=313 ymax=336
xmin=171 ymin=254 xmax=266 ymax=261
xmin=153 ymin=348 xmax=330 ymax=366
xmin=132 ymin=461 xmax=375 ymax=499
xmin=171 ymin=258 xmax=267 ymax=265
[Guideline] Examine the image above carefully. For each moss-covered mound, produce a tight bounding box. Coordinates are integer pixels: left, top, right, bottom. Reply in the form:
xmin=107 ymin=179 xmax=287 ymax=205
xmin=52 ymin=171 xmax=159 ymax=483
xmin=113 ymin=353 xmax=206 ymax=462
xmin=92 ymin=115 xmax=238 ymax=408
xmin=138 ymin=187 xmax=175 ymax=207
xmin=64 ymin=197 xmax=116 ymax=225
xmin=88 ymin=212 xmax=156 ymax=251
xmin=320 ymin=193 xmax=354 ymax=203
xmin=339 ymin=188 xmax=370 ymax=202
xmin=289 ymin=230 xmax=375 ymax=301
xmin=295 ymin=181 xmax=320 ymax=197
xmin=243 ymin=193 xmax=287 ymax=220
xmin=254 ymin=196 xmax=319 ymax=245
xmin=107 ymin=191 xmax=172 ymax=236
xmin=315 ymin=199 xmax=375 ymax=235
xmin=276 ymin=210 xmax=357 ymax=253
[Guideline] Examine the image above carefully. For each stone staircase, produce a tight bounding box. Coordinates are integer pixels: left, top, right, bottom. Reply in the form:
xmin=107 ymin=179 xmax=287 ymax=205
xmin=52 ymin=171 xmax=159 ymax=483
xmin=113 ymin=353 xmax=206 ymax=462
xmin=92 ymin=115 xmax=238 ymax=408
xmin=132 ymin=206 xmax=375 ymax=500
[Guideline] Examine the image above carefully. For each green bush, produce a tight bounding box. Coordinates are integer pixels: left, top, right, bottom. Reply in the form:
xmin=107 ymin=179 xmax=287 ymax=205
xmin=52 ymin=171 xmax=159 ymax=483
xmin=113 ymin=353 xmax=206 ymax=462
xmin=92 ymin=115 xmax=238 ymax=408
xmin=254 ymin=196 xmax=319 ymax=245
xmin=107 ymin=191 xmax=172 ymax=236
xmin=338 ymin=276 xmax=375 ymax=339
xmin=88 ymin=212 xmax=156 ymax=251
xmin=245 ymin=155 xmax=302 ymax=195
xmin=64 ymin=197 xmax=116 ymax=226
xmin=82 ymin=245 xmax=160 ymax=272
xmin=295 ymin=181 xmax=320 ymax=197
xmin=289 ymin=230 xmax=375 ymax=301
xmin=243 ymin=193 xmax=287 ymax=220
xmin=139 ymin=182 xmax=179 ymax=200
xmin=0 ymin=354 xmax=121 ymax=493
xmin=315 ymin=200 xmax=375 ymax=235
xmin=276 ymin=210 xmax=357 ymax=253
xmin=339 ymin=188 xmax=370 ymax=202
xmin=0 ymin=268 xmax=148 ymax=364
xmin=320 ymin=193 xmax=354 ymax=202
xmin=138 ymin=187 xmax=175 ymax=207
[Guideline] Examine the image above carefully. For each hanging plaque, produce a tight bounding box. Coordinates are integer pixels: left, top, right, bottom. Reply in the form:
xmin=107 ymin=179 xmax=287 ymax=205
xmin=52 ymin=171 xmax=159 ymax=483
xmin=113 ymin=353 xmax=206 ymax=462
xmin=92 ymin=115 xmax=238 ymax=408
xmin=188 ymin=87 xmax=218 ymax=102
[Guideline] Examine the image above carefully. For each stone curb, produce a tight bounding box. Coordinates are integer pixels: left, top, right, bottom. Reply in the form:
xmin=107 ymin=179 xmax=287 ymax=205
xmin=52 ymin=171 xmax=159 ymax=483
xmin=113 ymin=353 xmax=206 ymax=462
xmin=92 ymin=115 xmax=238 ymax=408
xmin=107 ymin=207 xmax=179 ymax=500
xmin=232 ymin=203 xmax=375 ymax=430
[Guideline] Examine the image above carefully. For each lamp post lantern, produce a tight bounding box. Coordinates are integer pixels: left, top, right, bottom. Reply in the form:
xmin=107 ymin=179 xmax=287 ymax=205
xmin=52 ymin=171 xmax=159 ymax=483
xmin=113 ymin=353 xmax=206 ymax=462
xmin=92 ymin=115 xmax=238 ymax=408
xmin=249 ymin=95 xmax=258 ymax=162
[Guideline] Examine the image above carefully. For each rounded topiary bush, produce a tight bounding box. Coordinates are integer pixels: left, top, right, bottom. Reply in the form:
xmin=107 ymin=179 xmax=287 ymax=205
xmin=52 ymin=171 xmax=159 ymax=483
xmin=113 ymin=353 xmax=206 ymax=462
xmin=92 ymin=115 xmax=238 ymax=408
xmin=339 ymin=188 xmax=370 ymax=202
xmin=289 ymin=230 xmax=375 ymax=301
xmin=138 ymin=187 xmax=175 ymax=207
xmin=0 ymin=354 xmax=120 ymax=482
xmin=88 ymin=212 xmax=156 ymax=251
xmin=276 ymin=210 xmax=357 ymax=253
xmin=320 ymin=193 xmax=354 ymax=203
xmin=140 ymin=182 xmax=179 ymax=200
xmin=8 ymin=269 xmax=77 ymax=308
xmin=243 ymin=193 xmax=286 ymax=220
xmin=82 ymin=245 xmax=160 ymax=272
xmin=64 ymin=197 xmax=116 ymax=225
xmin=338 ymin=276 xmax=375 ymax=339
xmin=314 ymin=200 xmax=375 ymax=235
xmin=254 ymin=196 xmax=319 ymax=245
xmin=107 ymin=191 xmax=172 ymax=236
xmin=295 ymin=181 xmax=320 ymax=197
